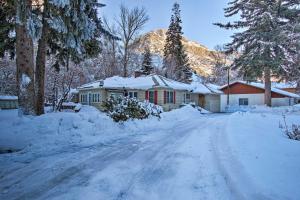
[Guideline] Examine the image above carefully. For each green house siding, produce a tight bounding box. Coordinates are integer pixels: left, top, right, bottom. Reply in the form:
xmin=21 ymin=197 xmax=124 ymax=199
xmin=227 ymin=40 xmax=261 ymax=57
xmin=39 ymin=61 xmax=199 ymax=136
xmin=0 ymin=100 xmax=18 ymax=109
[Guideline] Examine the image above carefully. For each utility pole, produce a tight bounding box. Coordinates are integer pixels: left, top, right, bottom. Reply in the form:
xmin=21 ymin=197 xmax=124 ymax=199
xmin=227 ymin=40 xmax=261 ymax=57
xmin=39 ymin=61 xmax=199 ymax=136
xmin=227 ymin=66 xmax=230 ymax=105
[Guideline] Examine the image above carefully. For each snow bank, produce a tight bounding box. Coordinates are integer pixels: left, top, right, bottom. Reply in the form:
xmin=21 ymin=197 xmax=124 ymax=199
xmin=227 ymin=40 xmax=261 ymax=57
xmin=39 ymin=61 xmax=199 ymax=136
xmin=0 ymin=105 xmax=203 ymax=154
xmin=0 ymin=107 xmax=122 ymax=153
xmin=0 ymin=95 xmax=18 ymax=100
xmin=226 ymin=104 xmax=300 ymax=114
xmin=223 ymin=111 xmax=300 ymax=199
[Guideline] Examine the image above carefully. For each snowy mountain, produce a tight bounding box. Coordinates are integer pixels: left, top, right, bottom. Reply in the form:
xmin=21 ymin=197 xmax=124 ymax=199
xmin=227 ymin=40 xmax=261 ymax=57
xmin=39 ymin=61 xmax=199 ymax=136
xmin=135 ymin=29 xmax=220 ymax=76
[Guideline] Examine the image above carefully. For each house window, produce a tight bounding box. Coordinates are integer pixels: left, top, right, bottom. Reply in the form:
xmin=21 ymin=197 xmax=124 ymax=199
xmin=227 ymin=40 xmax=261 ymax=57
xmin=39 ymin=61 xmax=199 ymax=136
xmin=110 ymin=92 xmax=123 ymax=99
xmin=149 ymin=91 xmax=155 ymax=103
xmin=239 ymin=98 xmax=249 ymax=106
xmin=80 ymin=94 xmax=88 ymax=103
xmin=184 ymin=93 xmax=191 ymax=103
xmin=128 ymin=91 xmax=138 ymax=99
xmin=92 ymin=93 xmax=100 ymax=103
xmin=166 ymin=91 xmax=174 ymax=103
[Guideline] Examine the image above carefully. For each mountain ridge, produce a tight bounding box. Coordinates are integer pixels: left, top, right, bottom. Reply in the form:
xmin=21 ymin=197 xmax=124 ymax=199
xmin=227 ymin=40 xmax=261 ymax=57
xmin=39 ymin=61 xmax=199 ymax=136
xmin=135 ymin=29 xmax=218 ymax=76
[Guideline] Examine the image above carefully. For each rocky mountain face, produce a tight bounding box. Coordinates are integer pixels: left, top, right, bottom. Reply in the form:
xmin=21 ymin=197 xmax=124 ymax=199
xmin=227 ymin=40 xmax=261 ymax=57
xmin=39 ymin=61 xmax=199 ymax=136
xmin=135 ymin=29 xmax=219 ymax=76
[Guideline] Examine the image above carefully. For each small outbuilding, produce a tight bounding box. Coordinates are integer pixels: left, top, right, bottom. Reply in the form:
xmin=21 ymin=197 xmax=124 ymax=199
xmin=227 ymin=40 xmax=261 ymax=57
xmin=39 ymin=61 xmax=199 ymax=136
xmin=219 ymin=81 xmax=299 ymax=112
xmin=0 ymin=95 xmax=18 ymax=109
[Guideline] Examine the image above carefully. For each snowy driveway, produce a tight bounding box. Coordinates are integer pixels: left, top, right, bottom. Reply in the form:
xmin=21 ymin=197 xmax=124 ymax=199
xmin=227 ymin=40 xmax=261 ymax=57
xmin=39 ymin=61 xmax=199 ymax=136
xmin=1 ymin=106 xmax=300 ymax=200
xmin=0 ymin=112 xmax=238 ymax=200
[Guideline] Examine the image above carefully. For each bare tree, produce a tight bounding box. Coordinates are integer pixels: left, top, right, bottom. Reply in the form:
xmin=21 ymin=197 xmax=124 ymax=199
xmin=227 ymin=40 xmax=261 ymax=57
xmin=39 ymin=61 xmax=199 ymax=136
xmin=116 ymin=5 xmax=149 ymax=77
xmin=45 ymin=57 xmax=85 ymax=111
xmin=208 ymin=45 xmax=229 ymax=85
xmin=101 ymin=18 xmax=122 ymax=77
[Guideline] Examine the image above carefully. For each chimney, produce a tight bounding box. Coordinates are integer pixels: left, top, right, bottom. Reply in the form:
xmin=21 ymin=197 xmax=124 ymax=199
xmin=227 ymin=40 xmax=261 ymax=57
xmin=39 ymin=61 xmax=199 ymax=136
xmin=99 ymin=80 xmax=104 ymax=87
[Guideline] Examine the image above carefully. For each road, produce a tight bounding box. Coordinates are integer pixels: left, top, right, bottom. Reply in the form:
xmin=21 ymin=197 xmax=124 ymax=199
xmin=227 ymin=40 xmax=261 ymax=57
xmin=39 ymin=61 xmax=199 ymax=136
xmin=0 ymin=114 xmax=239 ymax=200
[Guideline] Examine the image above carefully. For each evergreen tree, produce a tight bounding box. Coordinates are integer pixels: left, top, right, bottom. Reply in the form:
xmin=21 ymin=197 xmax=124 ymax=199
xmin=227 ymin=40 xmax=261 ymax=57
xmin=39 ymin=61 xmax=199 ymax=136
xmin=141 ymin=46 xmax=153 ymax=75
xmin=163 ymin=2 xmax=192 ymax=83
xmin=0 ymin=0 xmax=15 ymax=58
xmin=0 ymin=0 xmax=109 ymax=115
xmin=215 ymin=0 xmax=300 ymax=106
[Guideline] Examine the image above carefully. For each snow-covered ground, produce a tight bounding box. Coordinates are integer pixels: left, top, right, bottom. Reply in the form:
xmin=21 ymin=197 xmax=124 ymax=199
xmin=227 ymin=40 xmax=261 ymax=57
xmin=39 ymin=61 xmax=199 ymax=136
xmin=0 ymin=105 xmax=299 ymax=200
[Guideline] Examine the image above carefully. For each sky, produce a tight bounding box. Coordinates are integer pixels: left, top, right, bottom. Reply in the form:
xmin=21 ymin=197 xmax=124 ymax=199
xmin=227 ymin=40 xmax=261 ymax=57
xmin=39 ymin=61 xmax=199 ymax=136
xmin=101 ymin=0 xmax=237 ymax=50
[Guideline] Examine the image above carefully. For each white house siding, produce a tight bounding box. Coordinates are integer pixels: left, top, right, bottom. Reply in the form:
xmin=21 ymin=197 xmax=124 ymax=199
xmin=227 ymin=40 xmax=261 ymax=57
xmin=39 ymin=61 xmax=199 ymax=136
xmin=0 ymin=100 xmax=18 ymax=109
xmin=220 ymin=94 xmax=296 ymax=112
xmin=191 ymin=93 xmax=200 ymax=105
xmin=271 ymin=98 xmax=295 ymax=107
xmin=220 ymin=94 xmax=265 ymax=112
xmin=204 ymin=94 xmax=220 ymax=113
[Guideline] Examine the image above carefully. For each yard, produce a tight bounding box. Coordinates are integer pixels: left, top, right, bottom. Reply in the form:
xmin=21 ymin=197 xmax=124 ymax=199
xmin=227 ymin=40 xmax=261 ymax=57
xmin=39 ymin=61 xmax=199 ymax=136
xmin=0 ymin=105 xmax=299 ymax=200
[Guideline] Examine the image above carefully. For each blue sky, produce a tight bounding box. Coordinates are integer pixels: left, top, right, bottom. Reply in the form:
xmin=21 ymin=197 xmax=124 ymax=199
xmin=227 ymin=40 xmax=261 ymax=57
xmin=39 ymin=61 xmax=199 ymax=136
xmin=101 ymin=0 xmax=237 ymax=50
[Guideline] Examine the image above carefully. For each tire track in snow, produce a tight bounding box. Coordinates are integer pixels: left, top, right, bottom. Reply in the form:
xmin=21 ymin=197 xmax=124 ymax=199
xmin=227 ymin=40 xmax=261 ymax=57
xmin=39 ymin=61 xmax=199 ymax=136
xmin=112 ymin=119 xmax=224 ymax=200
xmin=210 ymin=116 xmax=273 ymax=200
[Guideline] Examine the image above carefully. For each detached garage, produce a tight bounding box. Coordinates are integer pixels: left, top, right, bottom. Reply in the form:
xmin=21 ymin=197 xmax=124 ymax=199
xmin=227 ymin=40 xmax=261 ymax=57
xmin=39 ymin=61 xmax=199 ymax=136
xmin=0 ymin=95 xmax=18 ymax=109
xmin=219 ymin=81 xmax=299 ymax=112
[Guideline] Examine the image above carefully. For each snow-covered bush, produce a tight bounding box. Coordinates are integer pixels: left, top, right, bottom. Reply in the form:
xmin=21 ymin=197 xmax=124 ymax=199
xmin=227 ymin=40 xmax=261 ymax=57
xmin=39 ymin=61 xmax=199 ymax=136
xmin=103 ymin=96 xmax=162 ymax=122
xmin=280 ymin=115 xmax=300 ymax=141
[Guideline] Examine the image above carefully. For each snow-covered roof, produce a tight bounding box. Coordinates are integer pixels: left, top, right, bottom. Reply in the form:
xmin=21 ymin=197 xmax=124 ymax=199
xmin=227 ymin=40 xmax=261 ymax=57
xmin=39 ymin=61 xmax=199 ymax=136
xmin=220 ymin=81 xmax=299 ymax=98
xmin=70 ymin=88 xmax=79 ymax=94
xmin=190 ymin=74 xmax=223 ymax=94
xmin=78 ymin=75 xmax=193 ymax=91
xmin=191 ymin=83 xmax=223 ymax=94
xmin=0 ymin=95 xmax=18 ymax=100
xmin=272 ymin=82 xmax=296 ymax=89
xmin=206 ymin=83 xmax=223 ymax=94
xmin=78 ymin=74 xmax=224 ymax=95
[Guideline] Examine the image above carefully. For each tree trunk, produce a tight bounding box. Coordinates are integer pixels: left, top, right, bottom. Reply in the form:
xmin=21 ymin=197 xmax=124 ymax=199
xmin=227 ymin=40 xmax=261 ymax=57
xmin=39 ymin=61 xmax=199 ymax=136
xmin=123 ymin=43 xmax=128 ymax=77
xmin=35 ymin=1 xmax=48 ymax=115
xmin=227 ymin=67 xmax=230 ymax=105
xmin=296 ymin=81 xmax=300 ymax=95
xmin=16 ymin=0 xmax=36 ymax=115
xmin=264 ymin=68 xmax=272 ymax=106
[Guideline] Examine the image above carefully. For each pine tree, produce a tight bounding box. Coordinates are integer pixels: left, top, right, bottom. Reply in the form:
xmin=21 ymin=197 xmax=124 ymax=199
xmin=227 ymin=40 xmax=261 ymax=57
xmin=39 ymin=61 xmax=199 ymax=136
xmin=141 ymin=46 xmax=153 ymax=75
xmin=163 ymin=2 xmax=192 ymax=83
xmin=215 ymin=0 xmax=300 ymax=106
xmin=0 ymin=0 xmax=15 ymax=58
xmin=1 ymin=0 xmax=109 ymax=115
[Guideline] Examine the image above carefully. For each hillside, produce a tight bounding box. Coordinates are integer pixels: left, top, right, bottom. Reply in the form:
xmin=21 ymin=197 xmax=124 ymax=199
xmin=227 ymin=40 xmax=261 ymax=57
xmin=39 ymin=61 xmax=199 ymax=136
xmin=135 ymin=29 xmax=218 ymax=76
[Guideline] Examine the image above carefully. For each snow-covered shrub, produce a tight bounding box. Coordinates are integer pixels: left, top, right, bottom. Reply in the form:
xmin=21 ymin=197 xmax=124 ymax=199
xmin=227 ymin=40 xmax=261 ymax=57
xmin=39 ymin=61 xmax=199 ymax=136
xmin=280 ymin=115 xmax=300 ymax=141
xmin=103 ymin=96 xmax=162 ymax=122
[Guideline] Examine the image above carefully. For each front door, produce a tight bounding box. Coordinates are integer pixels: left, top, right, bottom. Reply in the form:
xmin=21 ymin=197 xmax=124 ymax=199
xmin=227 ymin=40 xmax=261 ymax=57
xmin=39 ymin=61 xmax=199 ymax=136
xmin=199 ymin=94 xmax=205 ymax=108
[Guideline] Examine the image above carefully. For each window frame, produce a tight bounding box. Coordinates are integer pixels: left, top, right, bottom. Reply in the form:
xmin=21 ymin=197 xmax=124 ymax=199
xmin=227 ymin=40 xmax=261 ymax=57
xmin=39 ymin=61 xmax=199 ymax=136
xmin=80 ymin=94 xmax=88 ymax=103
xmin=166 ymin=91 xmax=174 ymax=104
xmin=128 ymin=91 xmax=138 ymax=99
xmin=149 ymin=91 xmax=155 ymax=103
xmin=239 ymin=98 xmax=249 ymax=106
xmin=92 ymin=93 xmax=100 ymax=103
xmin=184 ymin=93 xmax=191 ymax=103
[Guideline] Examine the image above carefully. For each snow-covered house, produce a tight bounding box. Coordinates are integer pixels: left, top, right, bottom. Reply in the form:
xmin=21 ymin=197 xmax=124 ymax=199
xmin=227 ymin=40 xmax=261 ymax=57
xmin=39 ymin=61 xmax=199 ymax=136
xmin=0 ymin=95 xmax=18 ymax=109
xmin=77 ymin=75 xmax=222 ymax=112
xmin=219 ymin=81 xmax=299 ymax=112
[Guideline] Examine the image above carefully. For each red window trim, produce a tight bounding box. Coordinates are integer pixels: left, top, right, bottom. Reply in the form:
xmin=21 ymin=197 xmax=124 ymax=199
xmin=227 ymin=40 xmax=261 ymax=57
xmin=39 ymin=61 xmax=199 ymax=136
xmin=145 ymin=91 xmax=149 ymax=100
xmin=154 ymin=90 xmax=158 ymax=104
